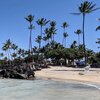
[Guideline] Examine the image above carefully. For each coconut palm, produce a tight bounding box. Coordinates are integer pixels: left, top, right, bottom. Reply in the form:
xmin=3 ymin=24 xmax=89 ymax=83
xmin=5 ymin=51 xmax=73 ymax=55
xmin=35 ymin=35 xmax=42 ymax=49
xmin=25 ymin=14 xmax=34 ymax=54
xmin=63 ymin=32 xmax=68 ymax=47
xmin=70 ymin=41 xmax=77 ymax=49
xmin=49 ymin=26 xmax=57 ymax=42
xmin=61 ymin=22 xmax=69 ymax=47
xmin=11 ymin=43 xmax=18 ymax=59
xmin=43 ymin=36 xmax=48 ymax=45
xmin=73 ymin=1 xmax=100 ymax=66
xmin=50 ymin=21 xmax=57 ymax=41
xmin=74 ymin=29 xmax=82 ymax=46
xmin=50 ymin=20 xmax=56 ymax=27
xmin=36 ymin=18 xmax=49 ymax=48
xmin=44 ymin=28 xmax=51 ymax=44
xmin=62 ymin=22 xmax=69 ymax=33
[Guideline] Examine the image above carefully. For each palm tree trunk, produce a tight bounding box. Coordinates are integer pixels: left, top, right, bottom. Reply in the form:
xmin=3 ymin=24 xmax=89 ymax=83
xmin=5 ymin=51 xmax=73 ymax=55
xmin=40 ymin=25 xmax=42 ymax=48
xmin=30 ymin=29 xmax=32 ymax=52
xmin=39 ymin=42 xmax=40 ymax=49
xmin=53 ymin=34 xmax=54 ymax=42
xmin=29 ymin=30 xmax=31 ymax=53
xmin=63 ymin=28 xmax=65 ymax=46
xmin=29 ymin=22 xmax=32 ymax=55
xmin=83 ymin=13 xmax=86 ymax=66
xmin=78 ymin=34 xmax=80 ymax=46
xmin=65 ymin=38 xmax=66 ymax=47
xmin=62 ymin=37 xmax=64 ymax=46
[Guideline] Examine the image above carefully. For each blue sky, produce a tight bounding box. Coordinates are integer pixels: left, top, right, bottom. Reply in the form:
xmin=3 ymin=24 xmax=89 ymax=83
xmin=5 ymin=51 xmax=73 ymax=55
xmin=0 ymin=0 xmax=100 ymax=52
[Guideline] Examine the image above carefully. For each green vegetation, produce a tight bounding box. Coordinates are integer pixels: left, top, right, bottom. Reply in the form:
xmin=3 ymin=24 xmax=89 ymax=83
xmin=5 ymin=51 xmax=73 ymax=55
xmin=0 ymin=1 xmax=100 ymax=67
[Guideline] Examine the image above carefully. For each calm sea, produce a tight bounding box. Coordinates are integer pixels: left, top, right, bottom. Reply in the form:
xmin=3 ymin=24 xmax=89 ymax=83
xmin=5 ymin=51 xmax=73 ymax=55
xmin=0 ymin=78 xmax=100 ymax=100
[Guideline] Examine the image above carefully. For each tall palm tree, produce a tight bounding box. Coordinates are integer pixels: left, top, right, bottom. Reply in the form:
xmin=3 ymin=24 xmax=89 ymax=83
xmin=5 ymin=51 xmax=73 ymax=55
xmin=25 ymin=14 xmax=34 ymax=54
xmin=50 ymin=21 xmax=57 ymax=42
xmin=74 ymin=29 xmax=82 ymax=46
xmin=61 ymin=22 xmax=69 ymax=47
xmin=36 ymin=18 xmax=49 ymax=48
xmin=73 ymin=1 xmax=100 ymax=66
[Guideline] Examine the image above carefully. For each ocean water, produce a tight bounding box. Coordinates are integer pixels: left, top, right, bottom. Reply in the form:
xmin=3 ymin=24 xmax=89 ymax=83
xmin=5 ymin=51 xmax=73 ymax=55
xmin=0 ymin=79 xmax=100 ymax=100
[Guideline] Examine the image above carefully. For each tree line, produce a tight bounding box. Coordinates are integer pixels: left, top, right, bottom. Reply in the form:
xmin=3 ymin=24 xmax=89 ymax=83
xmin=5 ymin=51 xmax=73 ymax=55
xmin=0 ymin=1 xmax=100 ymax=67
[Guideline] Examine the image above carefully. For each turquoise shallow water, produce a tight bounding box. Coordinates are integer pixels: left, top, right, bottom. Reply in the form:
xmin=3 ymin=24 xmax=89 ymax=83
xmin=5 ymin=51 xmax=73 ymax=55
xmin=0 ymin=79 xmax=100 ymax=100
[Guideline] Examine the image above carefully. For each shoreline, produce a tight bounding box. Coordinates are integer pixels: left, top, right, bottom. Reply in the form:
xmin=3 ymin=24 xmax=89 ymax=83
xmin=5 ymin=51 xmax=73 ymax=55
xmin=35 ymin=66 xmax=100 ymax=84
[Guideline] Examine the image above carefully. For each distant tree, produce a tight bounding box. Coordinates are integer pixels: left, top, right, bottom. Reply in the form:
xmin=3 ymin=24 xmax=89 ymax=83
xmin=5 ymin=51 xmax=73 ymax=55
xmin=35 ymin=35 xmax=42 ymax=49
xmin=25 ymin=14 xmax=34 ymax=54
xmin=70 ymin=41 xmax=77 ymax=49
xmin=36 ymin=18 xmax=49 ymax=48
xmin=74 ymin=29 xmax=82 ymax=46
xmin=63 ymin=32 xmax=68 ymax=47
xmin=50 ymin=21 xmax=57 ymax=41
xmin=2 ymin=39 xmax=12 ymax=60
xmin=61 ymin=22 xmax=69 ymax=47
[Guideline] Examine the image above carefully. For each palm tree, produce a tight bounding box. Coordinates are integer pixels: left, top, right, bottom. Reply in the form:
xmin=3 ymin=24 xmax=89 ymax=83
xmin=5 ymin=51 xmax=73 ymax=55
xmin=62 ymin=22 xmax=69 ymax=33
xmin=73 ymin=1 xmax=100 ymax=66
xmin=36 ymin=18 xmax=49 ymax=48
xmin=35 ymin=35 xmax=42 ymax=49
xmin=50 ymin=21 xmax=57 ymax=42
xmin=49 ymin=26 xmax=57 ymax=42
xmin=63 ymin=32 xmax=68 ymax=47
xmin=61 ymin=22 xmax=69 ymax=47
xmin=25 ymin=14 xmax=34 ymax=54
xmin=70 ymin=41 xmax=77 ymax=49
xmin=74 ymin=29 xmax=82 ymax=46
xmin=12 ymin=43 xmax=18 ymax=59
xmin=43 ymin=36 xmax=48 ymax=45
xmin=44 ymin=28 xmax=51 ymax=44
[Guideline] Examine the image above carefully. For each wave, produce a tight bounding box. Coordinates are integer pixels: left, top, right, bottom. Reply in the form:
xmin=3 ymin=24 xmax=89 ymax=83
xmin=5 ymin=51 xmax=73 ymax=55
xmin=80 ymin=82 xmax=100 ymax=90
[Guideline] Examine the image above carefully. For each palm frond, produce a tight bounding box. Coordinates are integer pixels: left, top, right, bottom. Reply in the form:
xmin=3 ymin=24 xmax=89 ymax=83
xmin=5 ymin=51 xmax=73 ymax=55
xmin=96 ymin=26 xmax=100 ymax=31
xmin=91 ymin=7 xmax=100 ymax=12
xmin=70 ymin=13 xmax=81 ymax=15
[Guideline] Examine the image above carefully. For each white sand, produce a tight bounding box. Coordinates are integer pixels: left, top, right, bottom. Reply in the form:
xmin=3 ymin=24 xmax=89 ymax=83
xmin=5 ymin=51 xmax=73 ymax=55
xmin=35 ymin=66 xmax=100 ymax=83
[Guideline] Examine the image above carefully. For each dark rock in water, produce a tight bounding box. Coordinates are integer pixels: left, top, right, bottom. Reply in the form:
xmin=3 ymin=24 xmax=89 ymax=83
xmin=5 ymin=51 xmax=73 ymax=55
xmin=0 ymin=62 xmax=36 ymax=80
xmin=0 ymin=70 xmax=6 ymax=77
xmin=0 ymin=68 xmax=35 ymax=80
xmin=11 ymin=73 xmax=26 ymax=79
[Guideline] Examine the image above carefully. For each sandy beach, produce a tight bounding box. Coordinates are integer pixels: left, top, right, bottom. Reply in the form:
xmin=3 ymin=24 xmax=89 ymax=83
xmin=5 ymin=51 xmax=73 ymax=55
xmin=35 ymin=66 xmax=100 ymax=83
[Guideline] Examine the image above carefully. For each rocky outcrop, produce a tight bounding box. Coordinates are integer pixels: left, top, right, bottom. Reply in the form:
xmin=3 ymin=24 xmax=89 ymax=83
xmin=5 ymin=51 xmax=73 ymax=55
xmin=0 ymin=64 xmax=35 ymax=80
